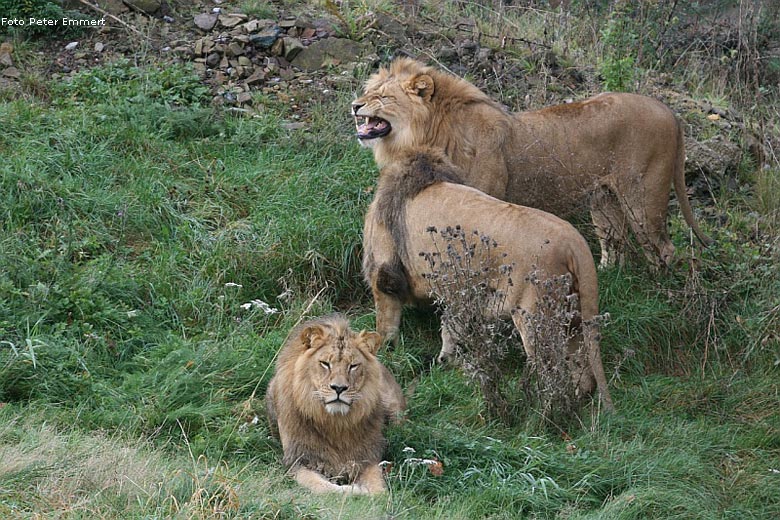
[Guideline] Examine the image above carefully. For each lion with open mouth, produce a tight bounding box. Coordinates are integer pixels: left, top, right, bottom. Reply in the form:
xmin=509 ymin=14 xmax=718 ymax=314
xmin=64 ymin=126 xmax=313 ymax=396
xmin=353 ymin=58 xmax=712 ymax=268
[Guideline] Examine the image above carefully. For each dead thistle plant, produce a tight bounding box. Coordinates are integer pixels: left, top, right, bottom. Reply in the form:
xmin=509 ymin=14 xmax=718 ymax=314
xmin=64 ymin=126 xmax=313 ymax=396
xmin=420 ymin=225 xmax=517 ymax=420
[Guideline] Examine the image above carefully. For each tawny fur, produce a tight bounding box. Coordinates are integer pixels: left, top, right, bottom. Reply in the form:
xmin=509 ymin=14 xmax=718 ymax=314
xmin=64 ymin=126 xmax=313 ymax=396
xmin=266 ymin=315 xmax=406 ymax=494
xmin=363 ymin=149 xmax=614 ymax=411
xmin=353 ymin=58 xmax=712 ymax=268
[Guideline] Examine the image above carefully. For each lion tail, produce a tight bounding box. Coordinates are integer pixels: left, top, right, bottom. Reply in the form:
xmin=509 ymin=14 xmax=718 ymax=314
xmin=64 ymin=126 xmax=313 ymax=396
xmin=571 ymin=250 xmax=615 ymax=412
xmin=673 ymin=118 xmax=713 ymax=246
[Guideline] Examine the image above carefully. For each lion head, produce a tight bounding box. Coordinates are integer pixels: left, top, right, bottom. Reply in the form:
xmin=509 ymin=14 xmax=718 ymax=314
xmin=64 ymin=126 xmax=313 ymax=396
xmin=271 ymin=315 xmax=385 ymax=427
xmin=351 ymin=58 xmax=504 ymax=169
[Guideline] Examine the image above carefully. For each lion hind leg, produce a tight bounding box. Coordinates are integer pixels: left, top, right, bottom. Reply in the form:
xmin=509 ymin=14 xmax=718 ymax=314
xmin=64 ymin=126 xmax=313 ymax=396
xmin=590 ymin=187 xmax=628 ymax=268
xmin=437 ymin=321 xmax=458 ymax=364
xmin=373 ymin=288 xmax=403 ymax=348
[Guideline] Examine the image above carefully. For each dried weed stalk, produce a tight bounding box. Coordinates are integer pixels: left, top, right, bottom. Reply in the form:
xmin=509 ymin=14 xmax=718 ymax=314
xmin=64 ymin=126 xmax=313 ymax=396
xmin=514 ymin=271 xmax=602 ymax=424
xmin=421 ymin=226 xmax=606 ymax=424
xmin=420 ymin=225 xmax=517 ymax=420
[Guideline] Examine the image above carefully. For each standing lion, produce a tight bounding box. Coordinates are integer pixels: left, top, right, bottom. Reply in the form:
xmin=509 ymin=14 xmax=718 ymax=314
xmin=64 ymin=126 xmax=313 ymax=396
xmin=266 ymin=315 xmax=405 ymax=494
xmin=363 ymin=148 xmax=614 ymax=411
xmin=352 ymin=58 xmax=712 ymax=268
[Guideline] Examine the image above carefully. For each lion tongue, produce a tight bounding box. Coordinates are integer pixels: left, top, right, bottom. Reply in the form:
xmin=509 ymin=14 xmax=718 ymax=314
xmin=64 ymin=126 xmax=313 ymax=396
xmin=357 ymin=117 xmax=390 ymax=139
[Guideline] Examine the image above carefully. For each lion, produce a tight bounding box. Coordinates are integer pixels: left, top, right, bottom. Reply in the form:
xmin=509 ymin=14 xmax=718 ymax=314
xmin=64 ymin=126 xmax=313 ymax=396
xmin=352 ymin=57 xmax=712 ymax=268
xmin=363 ymin=147 xmax=614 ymax=411
xmin=265 ymin=314 xmax=406 ymax=494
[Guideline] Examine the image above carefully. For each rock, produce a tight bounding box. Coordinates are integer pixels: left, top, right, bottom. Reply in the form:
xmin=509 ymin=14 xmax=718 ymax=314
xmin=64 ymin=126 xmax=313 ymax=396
xmin=194 ymin=13 xmax=219 ymax=31
xmin=270 ymin=38 xmax=284 ymax=57
xmin=94 ymin=42 xmax=105 ymax=53
xmin=291 ymin=37 xmax=364 ymax=71
xmin=279 ymin=17 xmax=296 ymax=29
xmin=2 ymin=67 xmax=20 ymax=79
xmin=123 ymin=0 xmax=161 ymax=14
xmin=250 ymin=26 xmax=282 ymax=49
xmin=65 ymin=42 xmax=79 ymax=51
xmin=205 ymin=52 xmax=221 ymax=68
xmin=96 ymin=0 xmax=128 ymax=15
xmin=237 ymin=91 xmax=253 ymax=104
xmin=238 ymin=56 xmax=252 ymax=66
xmin=0 ymin=42 xmax=12 ymax=67
xmin=375 ymin=12 xmax=407 ymax=43
xmin=219 ymin=14 xmax=244 ymax=28
xmin=194 ymin=39 xmax=203 ymax=55
xmin=282 ymin=122 xmax=306 ymax=130
xmin=685 ymin=135 xmax=742 ymax=183
xmin=282 ymin=37 xmax=304 ymax=61
xmin=245 ymin=69 xmax=266 ymax=85
xmin=227 ymin=41 xmax=245 ymax=57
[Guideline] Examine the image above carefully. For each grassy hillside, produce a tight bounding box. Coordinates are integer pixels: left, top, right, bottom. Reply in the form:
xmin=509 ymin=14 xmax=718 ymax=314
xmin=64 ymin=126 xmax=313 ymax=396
xmin=1 ymin=1 xmax=779 ymax=518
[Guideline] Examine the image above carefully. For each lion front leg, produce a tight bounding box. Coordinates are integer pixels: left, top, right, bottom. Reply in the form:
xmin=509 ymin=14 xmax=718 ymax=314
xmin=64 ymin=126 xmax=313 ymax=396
xmin=293 ymin=466 xmax=374 ymax=495
xmin=355 ymin=464 xmax=388 ymax=494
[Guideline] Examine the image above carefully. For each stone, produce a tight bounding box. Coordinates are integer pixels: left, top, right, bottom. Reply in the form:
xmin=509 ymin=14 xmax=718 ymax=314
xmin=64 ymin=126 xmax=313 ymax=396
xmin=245 ymin=70 xmax=266 ymax=85
xmin=279 ymin=17 xmax=296 ymax=29
xmin=65 ymin=42 xmax=79 ymax=51
xmin=2 ymin=67 xmax=20 ymax=79
xmin=375 ymin=12 xmax=407 ymax=43
xmin=227 ymin=42 xmax=245 ymax=57
xmin=0 ymin=43 xmax=12 ymax=67
xmin=282 ymin=37 xmax=304 ymax=61
xmin=94 ymin=42 xmax=105 ymax=53
xmin=194 ymin=13 xmax=218 ymax=31
xmin=123 ymin=0 xmax=161 ymax=14
xmin=250 ymin=26 xmax=282 ymax=49
xmin=291 ymin=37 xmax=364 ymax=71
xmin=205 ymin=52 xmax=221 ymax=68
xmin=270 ymin=38 xmax=284 ymax=57
xmin=219 ymin=15 xmax=243 ymax=28
xmin=194 ymin=39 xmax=203 ymax=55
xmin=238 ymin=56 xmax=252 ymax=66
xmin=237 ymin=91 xmax=253 ymax=104
xmin=96 ymin=0 xmax=128 ymax=15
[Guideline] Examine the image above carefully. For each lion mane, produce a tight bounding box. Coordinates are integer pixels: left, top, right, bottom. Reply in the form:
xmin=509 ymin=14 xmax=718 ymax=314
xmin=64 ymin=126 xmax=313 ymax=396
xmin=353 ymin=58 xmax=712 ymax=268
xmin=363 ymin=148 xmax=614 ymax=411
xmin=266 ymin=314 xmax=405 ymax=494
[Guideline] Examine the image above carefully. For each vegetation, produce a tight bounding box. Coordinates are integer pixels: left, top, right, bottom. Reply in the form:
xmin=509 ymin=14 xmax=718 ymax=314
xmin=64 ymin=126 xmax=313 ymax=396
xmin=0 ymin=1 xmax=778 ymax=518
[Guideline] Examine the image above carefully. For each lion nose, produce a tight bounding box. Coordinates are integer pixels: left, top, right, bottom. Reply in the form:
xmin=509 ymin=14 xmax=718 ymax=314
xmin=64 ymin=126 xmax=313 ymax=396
xmin=330 ymin=383 xmax=348 ymax=395
xmin=351 ymin=103 xmax=364 ymax=115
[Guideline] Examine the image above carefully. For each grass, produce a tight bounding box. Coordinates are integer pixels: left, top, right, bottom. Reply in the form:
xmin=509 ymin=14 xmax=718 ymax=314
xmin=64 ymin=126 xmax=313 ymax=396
xmin=1 ymin=3 xmax=779 ymax=518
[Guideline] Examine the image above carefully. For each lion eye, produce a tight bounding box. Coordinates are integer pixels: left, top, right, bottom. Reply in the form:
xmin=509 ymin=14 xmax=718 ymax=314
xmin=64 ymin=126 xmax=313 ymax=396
xmin=349 ymin=364 xmax=360 ymax=372
xmin=320 ymin=361 xmax=330 ymax=371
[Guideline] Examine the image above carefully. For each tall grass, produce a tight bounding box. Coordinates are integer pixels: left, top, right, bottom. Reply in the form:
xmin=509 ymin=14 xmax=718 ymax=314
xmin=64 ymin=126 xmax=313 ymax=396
xmin=1 ymin=2 xmax=779 ymax=517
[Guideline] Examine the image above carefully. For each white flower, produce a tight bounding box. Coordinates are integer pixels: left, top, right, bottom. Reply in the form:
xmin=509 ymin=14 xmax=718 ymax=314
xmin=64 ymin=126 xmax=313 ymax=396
xmin=240 ymin=299 xmax=279 ymax=314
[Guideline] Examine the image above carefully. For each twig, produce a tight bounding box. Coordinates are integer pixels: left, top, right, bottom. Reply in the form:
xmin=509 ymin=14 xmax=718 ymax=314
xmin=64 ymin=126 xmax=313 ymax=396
xmin=75 ymin=0 xmax=150 ymax=39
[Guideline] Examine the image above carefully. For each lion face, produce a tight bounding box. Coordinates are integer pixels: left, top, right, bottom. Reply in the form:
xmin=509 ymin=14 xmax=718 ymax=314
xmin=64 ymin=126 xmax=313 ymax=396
xmin=351 ymin=59 xmax=435 ymax=152
xmin=297 ymin=320 xmax=383 ymax=417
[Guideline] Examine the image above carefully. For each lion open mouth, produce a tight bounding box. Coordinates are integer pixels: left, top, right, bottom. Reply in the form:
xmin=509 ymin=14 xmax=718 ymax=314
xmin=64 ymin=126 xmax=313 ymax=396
xmin=356 ymin=115 xmax=391 ymax=140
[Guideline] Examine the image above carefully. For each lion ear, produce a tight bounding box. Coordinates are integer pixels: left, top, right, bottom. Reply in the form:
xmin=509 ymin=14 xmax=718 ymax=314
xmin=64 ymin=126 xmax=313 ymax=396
xmin=405 ymin=74 xmax=434 ymax=102
xmin=301 ymin=324 xmax=327 ymax=349
xmin=358 ymin=330 xmax=383 ymax=355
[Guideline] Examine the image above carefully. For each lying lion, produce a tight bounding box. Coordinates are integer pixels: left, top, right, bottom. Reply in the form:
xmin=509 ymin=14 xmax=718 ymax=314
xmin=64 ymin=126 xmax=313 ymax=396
xmin=353 ymin=58 xmax=712 ymax=268
xmin=363 ymin=148 xmax=614 ymax=411
xmin=266 ymin=315 xmax=405 ymax=494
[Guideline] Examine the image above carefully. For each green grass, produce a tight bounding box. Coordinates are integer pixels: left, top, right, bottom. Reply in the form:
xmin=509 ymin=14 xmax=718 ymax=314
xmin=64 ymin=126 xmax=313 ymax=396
xmin=1 ymin=19 xmax=779 ymax=518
